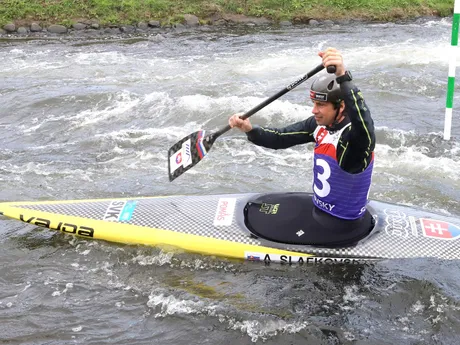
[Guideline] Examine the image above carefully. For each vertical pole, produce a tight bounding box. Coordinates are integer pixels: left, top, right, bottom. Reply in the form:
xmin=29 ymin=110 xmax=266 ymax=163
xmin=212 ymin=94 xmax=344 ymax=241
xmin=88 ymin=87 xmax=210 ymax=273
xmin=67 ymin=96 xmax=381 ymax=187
xmin=444 ymin=0 xmax=460 ymax=140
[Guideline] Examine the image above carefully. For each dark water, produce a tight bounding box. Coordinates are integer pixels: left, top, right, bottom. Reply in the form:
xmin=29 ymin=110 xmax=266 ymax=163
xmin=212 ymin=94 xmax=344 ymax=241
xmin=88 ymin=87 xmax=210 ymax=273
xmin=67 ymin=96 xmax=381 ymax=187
xmin=1 ymin=19 xmax=460 ymax=344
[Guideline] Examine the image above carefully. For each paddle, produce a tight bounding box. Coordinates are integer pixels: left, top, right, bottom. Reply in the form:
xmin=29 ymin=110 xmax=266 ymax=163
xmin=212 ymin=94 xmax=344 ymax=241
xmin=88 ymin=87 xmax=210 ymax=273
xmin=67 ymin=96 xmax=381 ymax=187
xmin=168 ymin=63 xmax=334 ymax=181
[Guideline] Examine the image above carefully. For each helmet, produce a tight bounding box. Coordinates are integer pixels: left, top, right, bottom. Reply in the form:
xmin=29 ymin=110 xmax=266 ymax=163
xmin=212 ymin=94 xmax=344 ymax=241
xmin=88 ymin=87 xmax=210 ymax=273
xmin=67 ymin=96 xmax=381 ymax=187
xmin=310 ymin=74 xmax=342 ymax=104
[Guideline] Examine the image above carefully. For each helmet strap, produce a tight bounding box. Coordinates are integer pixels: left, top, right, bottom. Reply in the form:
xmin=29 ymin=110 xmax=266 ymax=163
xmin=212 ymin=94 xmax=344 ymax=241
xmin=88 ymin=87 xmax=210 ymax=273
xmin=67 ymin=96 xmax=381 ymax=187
xmin=333 ymin=104 xmax=344 ymax=125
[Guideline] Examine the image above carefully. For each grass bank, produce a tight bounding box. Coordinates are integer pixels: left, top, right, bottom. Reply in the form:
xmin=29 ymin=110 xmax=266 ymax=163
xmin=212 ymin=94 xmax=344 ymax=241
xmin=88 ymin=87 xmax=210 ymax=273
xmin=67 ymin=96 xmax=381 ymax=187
xmin=0 ymin=0 xmax=454 ymax=27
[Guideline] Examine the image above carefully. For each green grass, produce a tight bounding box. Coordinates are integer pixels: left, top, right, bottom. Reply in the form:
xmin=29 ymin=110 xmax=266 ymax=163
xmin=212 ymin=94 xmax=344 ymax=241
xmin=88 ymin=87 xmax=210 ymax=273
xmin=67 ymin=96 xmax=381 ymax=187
xmin=0 ymin=0 xmax=454 ymax=27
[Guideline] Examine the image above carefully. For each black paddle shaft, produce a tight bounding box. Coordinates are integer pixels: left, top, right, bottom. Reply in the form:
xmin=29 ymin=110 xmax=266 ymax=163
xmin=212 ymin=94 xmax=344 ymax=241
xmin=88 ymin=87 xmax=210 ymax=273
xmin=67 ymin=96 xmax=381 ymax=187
xmin=208 ymin=63 xmax=326 ymax=142
xmin=168 ymin=62 xmax=334 ymax=181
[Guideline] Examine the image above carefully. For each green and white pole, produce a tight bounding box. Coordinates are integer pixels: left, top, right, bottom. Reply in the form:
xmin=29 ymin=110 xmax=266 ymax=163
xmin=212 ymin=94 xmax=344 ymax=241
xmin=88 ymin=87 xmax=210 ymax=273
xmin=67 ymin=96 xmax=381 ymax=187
xmin=444 ymin=0 xmax=460 ymax=140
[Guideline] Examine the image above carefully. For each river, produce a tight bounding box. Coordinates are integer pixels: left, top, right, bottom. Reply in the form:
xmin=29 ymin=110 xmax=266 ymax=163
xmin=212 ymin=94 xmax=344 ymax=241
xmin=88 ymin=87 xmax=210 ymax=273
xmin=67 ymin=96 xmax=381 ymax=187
xmin=1 ymin=18 xmax=460 ymax=344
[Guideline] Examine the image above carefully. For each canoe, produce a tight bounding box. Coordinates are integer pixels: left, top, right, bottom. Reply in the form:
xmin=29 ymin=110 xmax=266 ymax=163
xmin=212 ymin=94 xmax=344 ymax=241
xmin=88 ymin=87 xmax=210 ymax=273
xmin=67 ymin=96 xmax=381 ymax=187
xmin=1 ymin=192 xmax=459 ymax=263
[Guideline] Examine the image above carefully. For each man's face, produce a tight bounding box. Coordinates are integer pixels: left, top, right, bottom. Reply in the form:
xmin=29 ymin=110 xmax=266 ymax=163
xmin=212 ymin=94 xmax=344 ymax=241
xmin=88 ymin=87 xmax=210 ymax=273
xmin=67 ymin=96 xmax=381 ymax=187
xmin=311 ymin=100 xmax=337 ymax=126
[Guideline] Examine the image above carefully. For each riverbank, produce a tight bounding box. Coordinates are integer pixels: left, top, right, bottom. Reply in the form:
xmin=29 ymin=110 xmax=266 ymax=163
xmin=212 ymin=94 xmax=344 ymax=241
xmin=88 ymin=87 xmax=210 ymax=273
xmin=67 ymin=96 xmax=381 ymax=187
xmin=0 ymin=0 xmax=454 ymax=34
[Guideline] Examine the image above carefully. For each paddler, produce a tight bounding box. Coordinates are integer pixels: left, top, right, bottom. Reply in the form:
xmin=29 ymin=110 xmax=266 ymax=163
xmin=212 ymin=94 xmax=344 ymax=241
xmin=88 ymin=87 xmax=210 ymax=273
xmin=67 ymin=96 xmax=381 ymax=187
xmin=229 ymin=47 xmax=375 ymax=223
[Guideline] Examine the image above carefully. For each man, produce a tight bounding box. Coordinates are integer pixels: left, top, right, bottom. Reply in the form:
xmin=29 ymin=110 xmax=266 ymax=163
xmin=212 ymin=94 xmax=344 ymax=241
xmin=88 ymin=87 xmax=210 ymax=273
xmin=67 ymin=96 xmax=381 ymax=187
xmin=229 ymin=48 xmax=375 ymax=245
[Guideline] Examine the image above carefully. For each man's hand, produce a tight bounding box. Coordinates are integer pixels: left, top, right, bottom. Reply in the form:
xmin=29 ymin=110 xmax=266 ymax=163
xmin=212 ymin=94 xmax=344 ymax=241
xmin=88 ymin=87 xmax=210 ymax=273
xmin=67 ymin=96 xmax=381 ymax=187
xmin=319 ymin=47 xmax=346 ymax=77
xmin=229 ymin=113 xmax=253 ymax=132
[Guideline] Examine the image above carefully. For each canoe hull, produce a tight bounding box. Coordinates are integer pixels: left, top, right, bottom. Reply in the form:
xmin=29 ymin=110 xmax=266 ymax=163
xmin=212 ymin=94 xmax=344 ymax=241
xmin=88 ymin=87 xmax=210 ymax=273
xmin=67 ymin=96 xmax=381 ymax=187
xmin=1 ymin=193 xmax=459 ymax=262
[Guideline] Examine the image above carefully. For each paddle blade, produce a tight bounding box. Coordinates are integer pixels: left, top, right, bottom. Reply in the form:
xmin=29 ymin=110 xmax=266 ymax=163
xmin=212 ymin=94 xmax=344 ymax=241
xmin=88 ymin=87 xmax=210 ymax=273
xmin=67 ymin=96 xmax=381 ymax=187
xmin=168 ymin=130 xmax=216 ymax=181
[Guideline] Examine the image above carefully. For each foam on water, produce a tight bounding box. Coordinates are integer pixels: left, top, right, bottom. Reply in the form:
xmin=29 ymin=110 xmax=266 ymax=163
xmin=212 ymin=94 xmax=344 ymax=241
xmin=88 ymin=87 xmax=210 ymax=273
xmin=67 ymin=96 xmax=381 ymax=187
xmin=147 ymin=291 xmax=312 ymax=342
xmin=343 ymin=40 xmax=453 ymax=68
xmin=1 ymin=20 xmax=460 ymax=345
xmin=0 ymin=161 xmax=93 ymax=179
xmin=8 ymin=48 xmax=52 ymax=57
xmin=227 ymin=318 xmax=309 ymax=343
xmin=148 ymin=293 xmax=218 ymax=317
xmin=72 ymin=51 xmax=129 ymax=66
xmin=175 ymin=93 xmax=313 ymax=124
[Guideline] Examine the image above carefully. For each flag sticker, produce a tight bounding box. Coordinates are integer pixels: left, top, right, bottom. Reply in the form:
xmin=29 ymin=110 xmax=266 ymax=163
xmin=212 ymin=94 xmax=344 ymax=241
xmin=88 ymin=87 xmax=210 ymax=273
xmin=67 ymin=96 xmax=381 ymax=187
xmin=169 ymin=149 xmax=182 ymax=174
xmin=310 ymin=90 xmax=327 ymax=102
xmin=245 ymin=252 xmax=261 ymax=261
xmin=420 ymin=218 xmax=460 ymax=240
xmin=169 ymin=139 xmax=192 ymax=174
xmin=196 ymin=130 xmax=207 ymax=159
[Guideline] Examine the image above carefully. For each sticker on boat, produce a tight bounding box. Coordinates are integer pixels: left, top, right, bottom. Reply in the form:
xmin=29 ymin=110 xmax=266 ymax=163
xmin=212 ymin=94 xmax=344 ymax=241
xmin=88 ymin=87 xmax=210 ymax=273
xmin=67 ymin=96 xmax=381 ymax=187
xmin=103 ymin=200 xmax=138 ymax=222
xmin=245 ymin=251 xmax=364 ymax=264
xmin=420 ymin=218 xmax=460 ymax=240
xmin=213 ymin=198 xmax=236 ymax=226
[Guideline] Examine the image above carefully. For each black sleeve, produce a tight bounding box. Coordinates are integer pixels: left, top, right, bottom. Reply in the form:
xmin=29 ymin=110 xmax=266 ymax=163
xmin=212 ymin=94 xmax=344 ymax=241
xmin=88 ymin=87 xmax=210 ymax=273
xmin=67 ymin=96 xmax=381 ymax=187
xmin=246 ymin=116 xmax=317 ymax=149
xmin=339 ymin=81 xmax=375 ymax=172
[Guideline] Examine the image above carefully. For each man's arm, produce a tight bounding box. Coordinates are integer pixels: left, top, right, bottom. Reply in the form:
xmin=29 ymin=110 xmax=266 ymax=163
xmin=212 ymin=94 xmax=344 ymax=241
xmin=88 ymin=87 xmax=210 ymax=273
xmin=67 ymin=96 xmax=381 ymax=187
xmin=247 ymin=116 xmax=317 ymax=149
xmin=339 ymin=81 xmax=375 ymax=171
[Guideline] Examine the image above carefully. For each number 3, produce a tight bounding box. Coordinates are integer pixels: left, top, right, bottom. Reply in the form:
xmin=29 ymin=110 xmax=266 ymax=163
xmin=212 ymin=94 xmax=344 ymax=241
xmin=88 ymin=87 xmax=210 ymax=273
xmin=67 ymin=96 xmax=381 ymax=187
xmin=314 ymin=158 xmax=331 ymax=198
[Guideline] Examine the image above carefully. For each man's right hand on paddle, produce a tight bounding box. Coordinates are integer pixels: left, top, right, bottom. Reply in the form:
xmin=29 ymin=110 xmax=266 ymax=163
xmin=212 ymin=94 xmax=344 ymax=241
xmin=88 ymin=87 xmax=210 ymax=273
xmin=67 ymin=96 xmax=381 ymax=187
xmin=229 ymin=113 xmax=253 ymax=132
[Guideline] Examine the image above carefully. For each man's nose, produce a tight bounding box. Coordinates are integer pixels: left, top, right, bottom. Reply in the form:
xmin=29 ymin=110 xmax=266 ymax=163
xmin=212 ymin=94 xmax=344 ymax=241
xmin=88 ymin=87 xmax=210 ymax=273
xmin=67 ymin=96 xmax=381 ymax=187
xmin=312 ymin=103 xmax=318 ymax=114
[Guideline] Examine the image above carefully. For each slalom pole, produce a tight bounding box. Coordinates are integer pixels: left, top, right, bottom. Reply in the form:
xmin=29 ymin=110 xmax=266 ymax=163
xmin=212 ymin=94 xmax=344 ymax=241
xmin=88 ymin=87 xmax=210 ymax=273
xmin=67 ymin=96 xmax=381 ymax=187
xmin=444 ymin=0 xmax=460 ymax=140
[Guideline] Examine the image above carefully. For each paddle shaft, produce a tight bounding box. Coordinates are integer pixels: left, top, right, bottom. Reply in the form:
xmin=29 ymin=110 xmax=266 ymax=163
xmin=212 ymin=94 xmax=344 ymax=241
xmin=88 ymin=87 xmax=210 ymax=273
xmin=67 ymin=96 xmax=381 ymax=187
xmin=168 ymin=63 xmax=335 ymax=181
xmin=210 ymin=63 xmax=326 ymax=139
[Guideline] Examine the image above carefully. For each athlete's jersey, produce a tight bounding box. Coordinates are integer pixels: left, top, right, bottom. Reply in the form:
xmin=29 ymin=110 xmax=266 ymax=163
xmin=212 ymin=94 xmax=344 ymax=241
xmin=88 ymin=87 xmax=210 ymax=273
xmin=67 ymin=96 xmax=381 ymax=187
xmin=312 ymin=124 xmax=373 ymax=219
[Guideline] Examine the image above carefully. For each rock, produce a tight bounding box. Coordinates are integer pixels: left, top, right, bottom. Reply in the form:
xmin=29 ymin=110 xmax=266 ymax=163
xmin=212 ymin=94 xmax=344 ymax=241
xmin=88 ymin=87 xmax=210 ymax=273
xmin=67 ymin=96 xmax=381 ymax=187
xmin=137 ymin=22 xmax=148 ymax=30
xmin=73 ymin=23 xmax=86 ymax=30
xmin=48 ymin=25 xmax=67 ymax=34
xmin=91 ymin=23 xmax=100 ymax=29
xmin=309 ymin=19 xmax=319 ymax=26
xmin=120 ymin=25 xmax=135 ymax=33
xmin=78 ymin=19 xmax=93 ymax=25
xmin=17 ymin=27 xmax=28 ymax=34
xmin=0 ymin=29 xmax=6 ymax=35
xmin=208 ymin=13 xmax=223 ymax=23
xmin=30 ymin=23 xmax=42 ymax=32
xmin=279 ymin=21 xmax=292 ymax=26
xmin=148 ymin=20 xmax=160 ymax=28
xmin=4 ymin=23 xmax=15 ymax=32
xmin=323 ymin=20 xmax=334 ymax=26
xmin=174 ymin=23 xmax=186 ymax=30
xmin=183 ymin=14 xmax=199 ymax=26
xmin=212 ymin=19 xmax=227 ymax=26
xmin=336 ymin=19 xmax=352 ymax=25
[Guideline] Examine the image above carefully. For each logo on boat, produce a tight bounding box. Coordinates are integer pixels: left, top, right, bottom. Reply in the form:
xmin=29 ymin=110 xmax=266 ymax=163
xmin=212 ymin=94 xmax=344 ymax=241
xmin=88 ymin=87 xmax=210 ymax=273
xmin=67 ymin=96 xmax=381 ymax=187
xmin=383 ymin=208 xmax=460 ymax=241
xmin=259 ymin=203 xmax=279 ymax=215
xmin=103 ymin=200 xmax=138 ymax=222
xmin=247 ymin=254 xmax=261 ymax=261
xmin=384 ymin=209 xmax=412 ymax=238
xmin=245 ymin=251 xmax=363 ymax=265
xmin=20 ymin=215 xmax=94 ymax=237
xmin=420 ymin=218 xmax=460 ymax=240
xmin=213 ymin=198 xmax=236 ymax=226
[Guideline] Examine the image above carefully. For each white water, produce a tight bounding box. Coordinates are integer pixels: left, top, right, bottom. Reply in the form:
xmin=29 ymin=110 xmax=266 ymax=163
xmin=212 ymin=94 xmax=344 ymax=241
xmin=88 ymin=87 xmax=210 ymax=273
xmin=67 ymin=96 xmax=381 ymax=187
xmin=1 ymin=19 xmax=460 ymax=345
